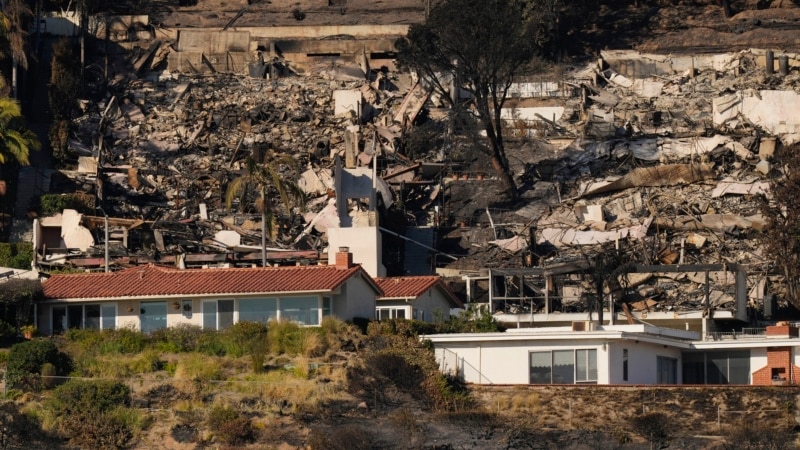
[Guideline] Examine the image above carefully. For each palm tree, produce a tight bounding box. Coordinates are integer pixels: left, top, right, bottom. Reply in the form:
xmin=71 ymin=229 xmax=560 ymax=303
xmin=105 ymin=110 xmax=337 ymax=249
xmin=225 ymin=154 xmax=305 ymax=267
xmin=0 ymin=96 xmax=38 ymax=165
xmin=1 ymin=0 xmax=32 ymax=100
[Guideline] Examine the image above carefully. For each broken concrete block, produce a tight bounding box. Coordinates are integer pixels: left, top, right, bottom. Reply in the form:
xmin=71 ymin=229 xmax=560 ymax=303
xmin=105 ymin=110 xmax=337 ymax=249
xmin=756 ymin=159 xmax=771 ymax=175
xmin=333 ymin=90 xmax=363 ymax=118
xmin=759 ymin=137 xmax=776 ymax=160
xmin=77 ymin=156 xmax=97 ymax=174
xmin=725 ymin=140 xmax=753 ymax=160
xmin=686 ymin=233 xmax=707 ymax=248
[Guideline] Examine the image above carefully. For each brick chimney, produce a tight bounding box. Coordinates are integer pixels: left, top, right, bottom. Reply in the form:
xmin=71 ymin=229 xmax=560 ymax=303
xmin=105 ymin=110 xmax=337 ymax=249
xmin=766 ymin=323 xmax=799 ymax=338
xmin=335 ymin=247 xmax=353 ymax=270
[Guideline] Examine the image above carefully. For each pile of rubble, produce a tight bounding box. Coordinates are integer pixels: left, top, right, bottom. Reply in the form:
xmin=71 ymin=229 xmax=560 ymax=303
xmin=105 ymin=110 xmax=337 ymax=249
xmin=48 ymin=37 xmax=448 ymax=269
xmin=435 ymin=49 xmax=799 ymax=317
xmin=43 ymin=18 xmax=800 ymax=320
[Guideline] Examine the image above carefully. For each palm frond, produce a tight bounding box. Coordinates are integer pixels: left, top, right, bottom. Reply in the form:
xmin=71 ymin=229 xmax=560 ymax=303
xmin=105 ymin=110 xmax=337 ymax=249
xmin=224 ymin=176 xmax=248 ymax=211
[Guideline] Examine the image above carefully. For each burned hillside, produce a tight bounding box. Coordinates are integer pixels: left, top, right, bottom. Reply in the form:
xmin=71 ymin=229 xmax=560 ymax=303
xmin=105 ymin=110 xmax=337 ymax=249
xmin=16 ymin=0 xmax=800 ymax=329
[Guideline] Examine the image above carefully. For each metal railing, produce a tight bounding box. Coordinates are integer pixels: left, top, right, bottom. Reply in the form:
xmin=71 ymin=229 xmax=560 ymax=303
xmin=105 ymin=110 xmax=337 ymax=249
xmin=706 ymin=328 xmax=767 ymax=341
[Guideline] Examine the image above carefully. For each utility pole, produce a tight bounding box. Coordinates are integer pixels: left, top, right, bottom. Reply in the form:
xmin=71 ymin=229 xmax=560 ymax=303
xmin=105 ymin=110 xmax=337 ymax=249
xmin=96 ymin=207 xmax=109 ymax=272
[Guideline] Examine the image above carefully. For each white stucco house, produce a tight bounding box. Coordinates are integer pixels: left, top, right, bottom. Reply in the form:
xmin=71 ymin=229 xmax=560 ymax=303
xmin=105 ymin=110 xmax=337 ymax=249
xmin=39 ymin=249 xmax=380 ymax=334
xmin=425 ymin=323 xmax=800 ymax=386
xmin=374 ymin=275 xmax=463 ymax=322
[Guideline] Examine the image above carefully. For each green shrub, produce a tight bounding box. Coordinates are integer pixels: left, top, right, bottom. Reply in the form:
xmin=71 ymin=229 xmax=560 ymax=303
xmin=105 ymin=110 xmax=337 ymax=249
xmin=126 ymin=349 xmax=162 ymax=374
xmin=0 ymin=243 xmax=33 ymax=270
xmin=7 ymin=340 xmax=71 ymax=390
xmin=64 ymin=327 xmax=105 ymax=351
xmin=164 ymin=362 xmax=177 ymax=376
xmin=98 ymin=328 xmax=148 ymax=354
xmin=0 ymin=279 xmax=43 ymax=328
xmin=40 ymin=362 xmax=58 ymax=389
xmin=222 ymin=321 xmax=268 ymax=357
xmin=151 ymin=324 xmax=202 ymax=353
xmin=173 ymin=353 xmax=222 ymax=382
xmin=268 ymin=320 xmax=317 ymax=356
xmin=207 ymin=405 xmax=254 ymax=446
xmin=46 ymin=379 xmax=135 ymax=449
xmin=197 ymin=330 xmax=226 ymax=356
xmin=49 ymin=119 xmax=72 ymax=167
xmin=0 ymin=321 xmax=17 ymax=347
xmin=38 ymin=193 xmax=94 ymax=216
xmin=421 ymin=372 xmax=472 ymax=412
xmin=49 ymin=38 xmax=80 ymax=121
xmin=48 ymin=379 xmax=131 ymax=414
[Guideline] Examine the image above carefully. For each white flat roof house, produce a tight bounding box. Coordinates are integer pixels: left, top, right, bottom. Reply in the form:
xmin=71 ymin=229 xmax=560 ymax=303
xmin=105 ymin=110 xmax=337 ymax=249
xmin=424 ymin=323 xmax=800 ymax=386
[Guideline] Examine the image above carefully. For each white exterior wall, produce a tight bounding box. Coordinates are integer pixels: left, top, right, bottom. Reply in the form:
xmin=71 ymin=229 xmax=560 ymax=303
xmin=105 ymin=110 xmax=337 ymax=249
xmin=118 ymin=302 xmax=139 ymax=329
xmin=335 ymin=275 xmax=378 ymax=321
xmin=378 ymin=286 xmax=455 ymax=322
xmin=606 ymin=341 xmax=683 ymax=384
xmin=413 ymin=287 xmax=455 ymax=321
xmin=169 ymin=299 xmax=202 ymax=327
xmin=435 ymin=339 xmax=610 ymax=385
xmin=328 ymin=227 xmax=385 ymax=278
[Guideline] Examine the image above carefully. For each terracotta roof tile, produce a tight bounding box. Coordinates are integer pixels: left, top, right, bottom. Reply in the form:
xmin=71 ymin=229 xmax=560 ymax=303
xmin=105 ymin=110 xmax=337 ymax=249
xmin=374 ymin=276 xmax=441 ymax=299
xmin=43 ymin=264 xmax=366 ymax=300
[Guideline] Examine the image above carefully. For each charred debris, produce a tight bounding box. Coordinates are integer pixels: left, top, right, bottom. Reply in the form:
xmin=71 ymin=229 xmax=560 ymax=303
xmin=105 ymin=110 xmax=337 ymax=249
xmin=33 ymin=25 xmax=800 ymax=324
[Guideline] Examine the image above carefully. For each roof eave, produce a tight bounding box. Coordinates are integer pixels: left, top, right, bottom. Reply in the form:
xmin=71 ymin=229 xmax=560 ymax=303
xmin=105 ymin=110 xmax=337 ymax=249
xmin=42 ymin=289 xmax=337 ymax=302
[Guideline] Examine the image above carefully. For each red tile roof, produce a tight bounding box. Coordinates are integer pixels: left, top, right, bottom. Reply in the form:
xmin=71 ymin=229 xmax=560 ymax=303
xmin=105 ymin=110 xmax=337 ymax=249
xmin=374 ymin=276 xmax=463 ymax=307
xmin=43 ymin=264 xmax=372 ymax=300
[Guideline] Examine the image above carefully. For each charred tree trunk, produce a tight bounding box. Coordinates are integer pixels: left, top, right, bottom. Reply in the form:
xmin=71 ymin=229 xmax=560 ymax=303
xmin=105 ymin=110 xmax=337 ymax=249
xmin=721 ymin=0 xmax=732 ymax=18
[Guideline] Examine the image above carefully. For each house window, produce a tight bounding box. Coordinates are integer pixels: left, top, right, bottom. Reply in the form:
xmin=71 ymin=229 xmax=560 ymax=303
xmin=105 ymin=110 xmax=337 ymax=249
xmin=140 ymin=301 xmax=167 ymax=334
xmin=682 ymin=350 xmax=750 ymax=385
xmin=52 ymin=307 xmax=66 ymax=334
xmin=101 ymin=304 xmax=116 ymax=330
xmin=623 ymin=349 xmax=629 ymax=381
xmin=377 ymin=307 xmax=407 ymax=320
xmin=657 ymin=356 xmax=677 ymax=384
xmin=239 ymin=298 xmax=278 ymax=323
xmin=414 ymin=309 xmax=424 ymax=321
xmin=55 ymin=304 xmax=116 ymax=332
xmin=203 ymin=300 xmax=235 ymax=330
xmin=529 ymin=349 xmax=598 ymax=384
xmin=576 ymin=349 xmax=597 ymax=383
xmin=219 ymin=300 xmax=234 ymax=329
xmin=68 ymin=305 xmax=83 ymax=329
xmin=279 ymin=296 xmax=320 ymax=326
xmin=85 ymin=305 xmax=101 ymax=329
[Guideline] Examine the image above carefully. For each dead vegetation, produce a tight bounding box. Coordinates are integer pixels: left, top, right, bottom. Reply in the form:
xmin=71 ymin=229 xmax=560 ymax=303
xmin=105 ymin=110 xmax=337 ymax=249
xmin=0 ymin=322 xmax=799 ymax=448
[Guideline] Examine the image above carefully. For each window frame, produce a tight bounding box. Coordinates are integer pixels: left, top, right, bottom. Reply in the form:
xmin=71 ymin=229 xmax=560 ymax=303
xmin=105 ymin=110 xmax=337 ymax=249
xmin=54 ymin=303 xmax=117 ymax=332
xmin=140 ymin=301 xmax=168 ymax=334
xmin=657 ymin=356 xmax=678 ymax=384
xmin=681 ymin=350 xmax=750 ymax=385
xmin=529 ymin=349 xmax=598 ymax=385
xmin=202 ymin=299 xmax=235 ymax=330
xmin=376 ymin=306 xmax=409 ymax=320
xmin=623 ymin=348 xmax=629 ymax=382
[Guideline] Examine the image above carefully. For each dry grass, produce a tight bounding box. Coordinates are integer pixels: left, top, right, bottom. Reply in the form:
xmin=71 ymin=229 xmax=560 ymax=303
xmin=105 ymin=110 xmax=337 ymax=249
xmin=173 ymin=354 xmax=223 ymax=381
xmin=76 ymin=349 xmax=162 ymax=378
xmin=227 ymin=358 xmax=351 ymax=415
